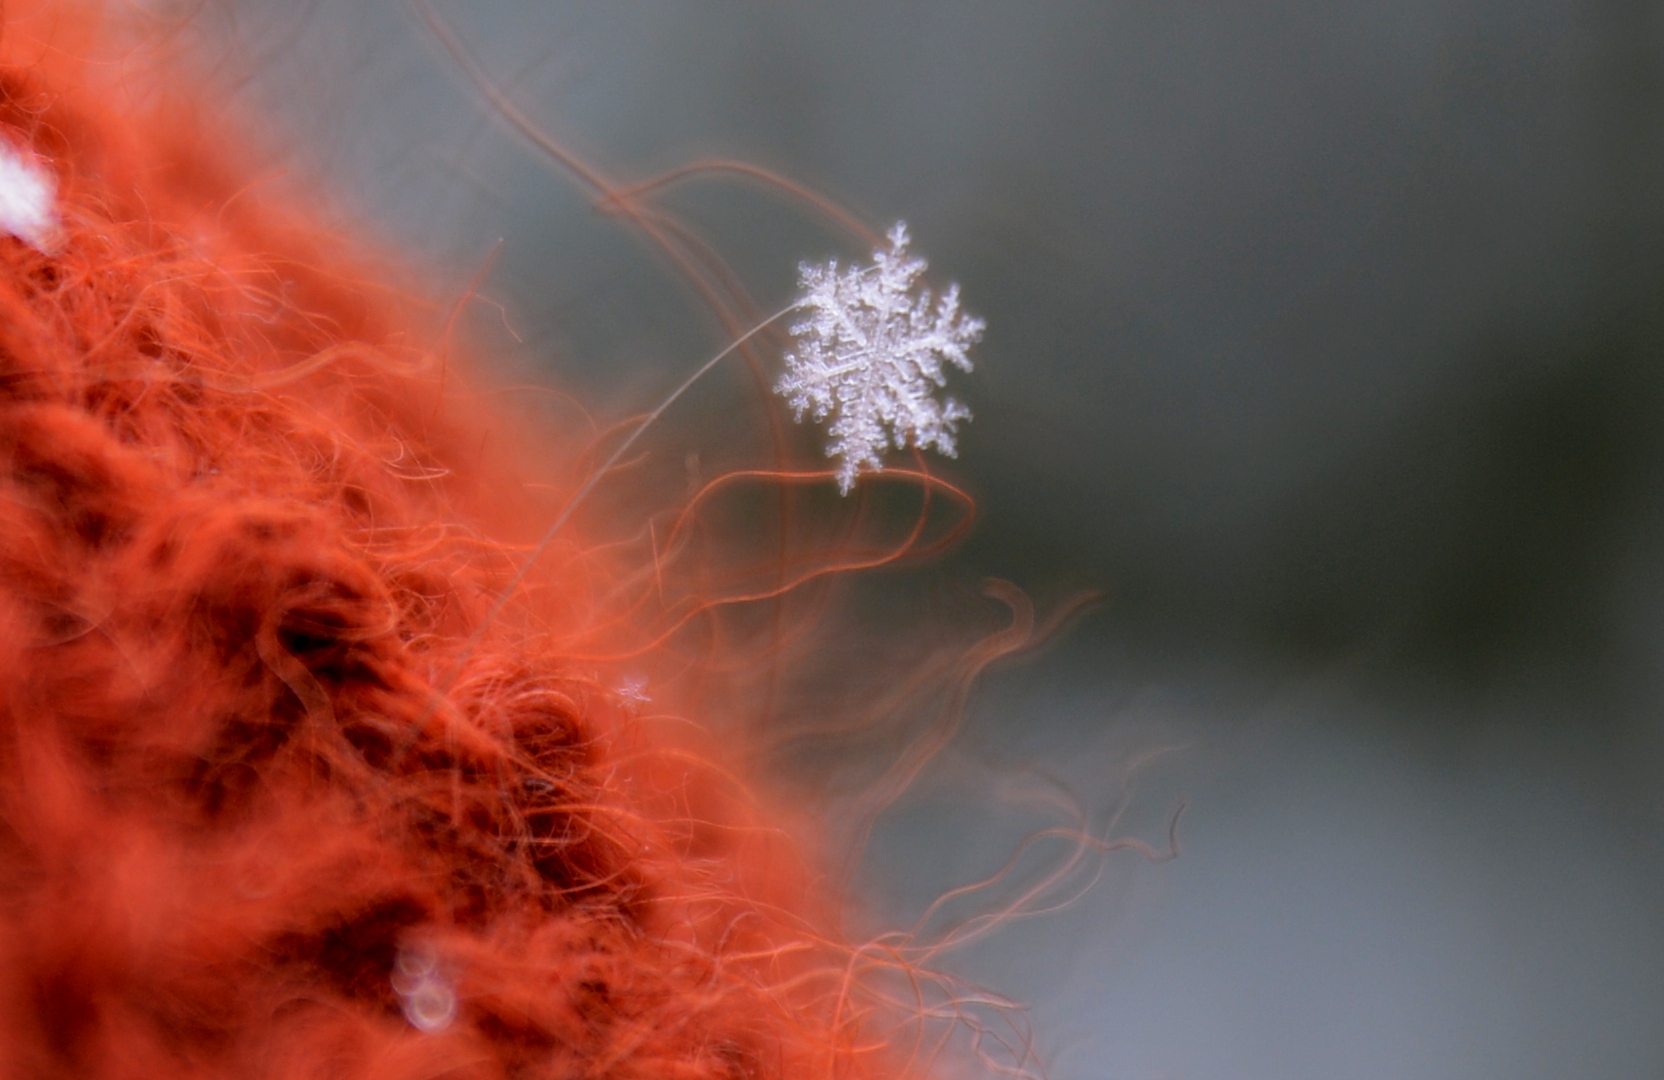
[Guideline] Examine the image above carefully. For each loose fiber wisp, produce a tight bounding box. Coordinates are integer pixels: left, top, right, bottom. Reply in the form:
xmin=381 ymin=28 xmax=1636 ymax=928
xmin=0 ymin=5 xmax=1155 ymax=1078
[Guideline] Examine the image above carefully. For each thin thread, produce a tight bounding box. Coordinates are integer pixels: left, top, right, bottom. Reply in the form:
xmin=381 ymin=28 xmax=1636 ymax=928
xmin=448 ymin=303 xmax=798 ymax=680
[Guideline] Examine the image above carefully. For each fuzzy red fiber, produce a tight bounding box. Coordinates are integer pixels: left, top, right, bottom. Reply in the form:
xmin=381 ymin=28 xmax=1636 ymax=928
xmin=0 ymin=8 xmax=896 ymax=1078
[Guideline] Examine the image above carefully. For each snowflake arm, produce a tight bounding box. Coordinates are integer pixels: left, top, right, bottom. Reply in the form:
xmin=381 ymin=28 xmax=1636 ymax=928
xmin=776 ymin=222 xmax=984 ymax=494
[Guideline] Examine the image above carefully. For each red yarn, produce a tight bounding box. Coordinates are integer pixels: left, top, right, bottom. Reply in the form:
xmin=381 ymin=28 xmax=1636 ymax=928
xmin=0 ymin=8 xmax=962 ymax=1077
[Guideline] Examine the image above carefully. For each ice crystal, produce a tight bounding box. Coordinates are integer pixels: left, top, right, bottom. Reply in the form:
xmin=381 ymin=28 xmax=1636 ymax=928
xmin=0 ymin=141 xmax=55 ymax=252
xmin=614 ymin=674 xmax=651 ymax=707
xmin=777 ymin=222 xmax=983 ymax=494
xmin=391 ymin=945 xmax=456 ymax=1034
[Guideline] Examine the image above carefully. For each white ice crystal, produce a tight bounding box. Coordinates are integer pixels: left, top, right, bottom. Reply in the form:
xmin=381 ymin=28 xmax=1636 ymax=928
xmin=0 ymin=141 xmax=55 ymax=252
xmin=391 ymin=945 xmax=457 ymax=1034
xmin=776 ymin=222 xmax=983 ymax=494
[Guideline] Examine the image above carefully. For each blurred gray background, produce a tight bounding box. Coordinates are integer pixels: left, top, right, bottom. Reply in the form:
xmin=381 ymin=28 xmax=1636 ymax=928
xmin=182 ymin=1 xmax=1664 ymax=1076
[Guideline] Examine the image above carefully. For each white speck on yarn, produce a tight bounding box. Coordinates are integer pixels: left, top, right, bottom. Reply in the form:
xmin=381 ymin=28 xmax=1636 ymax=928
xmin=615 ymin=674 xmax=651 ymax=706
xmin=0 ymin=141 xmax=55 ymax=252
xmin=392 ymin=945 xmax=458 ymax=1034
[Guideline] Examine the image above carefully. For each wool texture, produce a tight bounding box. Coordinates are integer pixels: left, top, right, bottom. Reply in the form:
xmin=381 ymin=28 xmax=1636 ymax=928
xmin=0 ymin=8 xmax=897 ymax=1078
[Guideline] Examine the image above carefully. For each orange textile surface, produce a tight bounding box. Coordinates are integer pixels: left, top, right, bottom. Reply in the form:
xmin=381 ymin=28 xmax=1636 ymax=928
xmin=0 ymin=8 xmax=901 ymax=1078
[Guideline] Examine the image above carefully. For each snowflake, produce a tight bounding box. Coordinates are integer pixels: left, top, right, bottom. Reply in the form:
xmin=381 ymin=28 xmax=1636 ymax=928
xmin=776 ymin=222 xmax=984 ymax=494
xmin=614 ymin=674 xmax=651 ymax=706
xmin=391 ymin=945 xmax=456 ymax=1034
xmin=0 ymin=140 xmax=55 ymax=252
